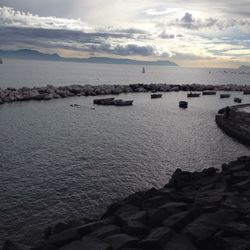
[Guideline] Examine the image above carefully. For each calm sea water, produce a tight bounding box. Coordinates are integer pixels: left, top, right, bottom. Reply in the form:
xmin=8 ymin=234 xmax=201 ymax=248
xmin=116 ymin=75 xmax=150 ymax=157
xmin=0 ymin=59 xmax=250 ymax=88
xmin=0 ymin=60 xmax=250 ymax=246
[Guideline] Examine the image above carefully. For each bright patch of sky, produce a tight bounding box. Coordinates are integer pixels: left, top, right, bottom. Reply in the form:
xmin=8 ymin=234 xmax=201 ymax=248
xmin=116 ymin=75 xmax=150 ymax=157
xmin=0 ymin=0 xmax=250 ymax=67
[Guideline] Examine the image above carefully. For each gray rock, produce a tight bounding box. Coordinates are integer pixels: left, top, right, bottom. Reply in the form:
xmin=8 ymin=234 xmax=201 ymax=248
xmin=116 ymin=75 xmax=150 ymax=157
xmin=147 ymin=208 xmax=168 ymax=227
xmin=142 ymin=195 xmax=171 ymax=209
xmin=216 ymin=237 xmax=250 ymax=250
xmin=60 ymin=237 xmax=111 ymax=250
xmin=115 ymin=204 xmax=140 ymax=225
xmin=163 ymin=208 xmax=201 ymax=231
xmin=163 ymin=234 xmax=197 ymax=250
xmin=138 ymin=227 xmax=174 ymax=250
xmin=91 ymin=225 xmax=121 ymax=239
xmin=104 ymin=234 xmax=137 ymax=250
xmin=3 ymin=240 xmax=30 ymax=250
xmin=49 ymin=227 xmax=81 ymax=247
xmin=78 ymin=220 xmax=107 ymax=237
xmin=123 ymin=221 xmax=148 ymax=236
xmin=184 ymin=210 xmax=238 ymax=246
xmin=31 ymin=241 xmax=58 ymax=250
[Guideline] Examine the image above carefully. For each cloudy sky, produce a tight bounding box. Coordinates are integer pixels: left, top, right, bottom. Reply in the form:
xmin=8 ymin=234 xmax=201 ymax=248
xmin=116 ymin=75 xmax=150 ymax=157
xmin=1 ymin=0 xmax=250 ymax=67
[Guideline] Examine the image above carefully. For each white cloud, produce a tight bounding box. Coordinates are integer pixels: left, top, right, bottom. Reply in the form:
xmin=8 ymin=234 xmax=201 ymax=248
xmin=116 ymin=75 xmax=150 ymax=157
xmin=0 ymin=6 xmax=93 ymax=31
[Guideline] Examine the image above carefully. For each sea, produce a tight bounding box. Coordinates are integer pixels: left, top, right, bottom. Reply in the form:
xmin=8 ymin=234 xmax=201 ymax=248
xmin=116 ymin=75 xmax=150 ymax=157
xmin=0 ymin=59 xmax=250 ymax=246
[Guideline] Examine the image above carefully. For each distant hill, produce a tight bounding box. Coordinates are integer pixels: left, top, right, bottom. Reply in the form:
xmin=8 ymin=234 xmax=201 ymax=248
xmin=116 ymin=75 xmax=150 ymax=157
xmin=239 ymin=65 xmax=250 ymax=72
xmin=0 ymin=49 xmax=178 ymax=66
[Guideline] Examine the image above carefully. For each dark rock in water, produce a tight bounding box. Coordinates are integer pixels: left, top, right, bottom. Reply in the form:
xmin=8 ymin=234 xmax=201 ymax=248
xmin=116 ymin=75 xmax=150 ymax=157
xmin=0 ymin=83 xmax=250 ymax=105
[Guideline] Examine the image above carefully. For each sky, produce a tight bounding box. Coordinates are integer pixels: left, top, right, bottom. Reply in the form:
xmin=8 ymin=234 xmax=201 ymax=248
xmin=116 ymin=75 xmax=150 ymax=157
xmin=0 ymin=0 xmax=250 ymax=67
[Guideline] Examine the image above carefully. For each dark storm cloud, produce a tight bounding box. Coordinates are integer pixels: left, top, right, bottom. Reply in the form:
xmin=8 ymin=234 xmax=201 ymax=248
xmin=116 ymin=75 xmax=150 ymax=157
xmin=0 ymin=26 xmax=157 ymax=56
xmin=86 ymin=43 xmax=156 ymax=56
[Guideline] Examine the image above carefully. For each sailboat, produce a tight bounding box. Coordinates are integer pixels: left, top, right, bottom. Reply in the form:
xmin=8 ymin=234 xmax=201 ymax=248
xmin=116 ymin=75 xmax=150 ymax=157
xmin=142 ymin=67 xmax=145 ymax=73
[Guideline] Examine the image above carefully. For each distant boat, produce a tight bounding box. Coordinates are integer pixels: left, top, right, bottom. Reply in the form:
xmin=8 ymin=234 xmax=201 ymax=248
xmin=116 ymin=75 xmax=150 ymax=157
xmin=220 ymin=94 xmax=231 ymax=98
xmin=202 ymin=91 xmax=216 ymax=95
xmin=114 ymin=100 xmax=133 ymax=106
xmin=243 ymin=91 xmax=250 ymax=95
xmin=0 ymin=58 xmax=3 ymax=64
xmin=142 ymin=67 xmax=145 ymax=73
xmin=234 ymin=97 xmax=242 ymax=103
xmin=151 ymin=94 xmax=162 ymax=99
xmin=187 ymin=92 xmax=200 ymax=98
xmin=93 ymin=97 xmax=115 ymax=105
xmin=179 ymin=101 xmax=188 ymax=108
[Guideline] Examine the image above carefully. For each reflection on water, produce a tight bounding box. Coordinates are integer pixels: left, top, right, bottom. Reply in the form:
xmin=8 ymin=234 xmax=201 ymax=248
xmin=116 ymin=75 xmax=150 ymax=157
xmin=0 ymin=91 xmax=249 ymax=246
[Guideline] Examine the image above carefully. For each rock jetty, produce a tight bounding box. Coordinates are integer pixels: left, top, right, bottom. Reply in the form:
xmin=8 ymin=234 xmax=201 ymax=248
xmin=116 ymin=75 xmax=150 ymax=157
xmin=4 ymin=156 xmax=250 ymax=250
xmin=216 ymin=104 xmax=250 ymax=146
xmin=0 ymin=83 xmax=250 ymax=105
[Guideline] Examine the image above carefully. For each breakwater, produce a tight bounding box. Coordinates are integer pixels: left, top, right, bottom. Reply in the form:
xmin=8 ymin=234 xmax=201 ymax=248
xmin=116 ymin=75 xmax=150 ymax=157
xmin=4 ymin=156 xmax=250 ymax=250
xmin=1 ymin=83 xmax=250 ymax=105
xmin=216 ymin=104 xmax=250 ymax=146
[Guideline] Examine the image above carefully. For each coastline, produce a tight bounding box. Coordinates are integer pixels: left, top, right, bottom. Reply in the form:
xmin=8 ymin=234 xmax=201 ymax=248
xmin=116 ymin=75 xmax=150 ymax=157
xmin=4 ymin=156 xmax=250 ymax=250
xmin=1 ymin=83 xmax=250 ymax=105
xmin=216 ymin=104 xmax=250 ymax=146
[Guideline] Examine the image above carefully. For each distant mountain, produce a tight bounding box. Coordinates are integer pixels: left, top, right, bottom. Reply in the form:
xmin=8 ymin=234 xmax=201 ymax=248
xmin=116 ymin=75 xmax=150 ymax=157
xmin=239 ymin=65 xmax=250 ymax=72
xmin=0 ymin=49 xmax=178 ymax=66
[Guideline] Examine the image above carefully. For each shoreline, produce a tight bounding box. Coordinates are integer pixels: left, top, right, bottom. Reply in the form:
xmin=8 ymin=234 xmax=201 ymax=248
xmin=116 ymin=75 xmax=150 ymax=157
xmin=216 ymin=104 xmax=250 ymax=146
xmin=4 ymin=156 xmax=250 ymax=250
xmin=1 ymin=83 xmax=250 ymax=105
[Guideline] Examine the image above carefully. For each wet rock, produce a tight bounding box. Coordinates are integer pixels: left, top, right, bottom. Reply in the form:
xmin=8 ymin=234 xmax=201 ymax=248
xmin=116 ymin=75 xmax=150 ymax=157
xmin=147 ymin=209 xmax=169 ymax=227
xmin=163 ymin=208 xmax=201 ymax=231
xmin=138 ymin=227 xmax=174 ymax=250
xmin=31 ymin=241 xmax=58 ymax=250
xmin=3 ymin=240 xmax=30 ymax=250
xmin=184 ymin=210 xmax=238 ymax=248
xmin=142 ymin=195 xmax=171 ymax=209
xmin=60 ymin=237 xmax=112 ymax=250
xmin=164 ymin=234 xmax=198 ymax=250
xmin=216 ymin=237 xmax=250 ymax=250
xmin=115 ymin=205 xmax=140 ymax=225
xmin=123 ymin=221 xmax=148 ymax=236
xmin=48 ymin=227 xmax=81 ymax=247
xmin=91 ymin=225 xmax=121 ymax=239
xmin=104 ymin=234 xmax=137 ymax=250
xmin=78 ymin=220 xmax=109 ymax=237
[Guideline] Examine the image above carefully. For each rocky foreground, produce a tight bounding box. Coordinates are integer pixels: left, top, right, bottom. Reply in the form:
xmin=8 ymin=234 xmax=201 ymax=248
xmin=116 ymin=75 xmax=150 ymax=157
xmin=4 ymin=156 xmax=250 ymax=250
xmin=1 ymin=83 xmax=250 ymax=105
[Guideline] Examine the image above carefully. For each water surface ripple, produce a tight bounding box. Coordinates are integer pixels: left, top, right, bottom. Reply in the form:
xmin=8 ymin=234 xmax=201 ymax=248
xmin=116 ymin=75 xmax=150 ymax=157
xmin=0 ymin=91 xmax=250 ymax=246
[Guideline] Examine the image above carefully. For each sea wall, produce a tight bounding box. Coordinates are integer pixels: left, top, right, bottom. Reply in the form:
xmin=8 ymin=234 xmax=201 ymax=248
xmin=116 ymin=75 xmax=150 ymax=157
xmin=0 ymin=83 xmax=250 ymax=105
xmin=216 ymin=105 xmax=250 ymax=146
xmin=3 ymin=156 xmax=250 ymax=250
